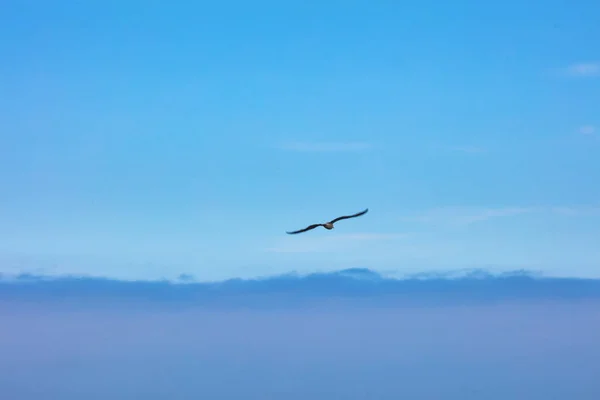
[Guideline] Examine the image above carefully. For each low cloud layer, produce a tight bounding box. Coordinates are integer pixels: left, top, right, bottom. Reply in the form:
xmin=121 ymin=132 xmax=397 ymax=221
xmin=1 ymin=268 xmax=599 ymax=399
xmin=2 ymin=268 xmax=600 ymax=309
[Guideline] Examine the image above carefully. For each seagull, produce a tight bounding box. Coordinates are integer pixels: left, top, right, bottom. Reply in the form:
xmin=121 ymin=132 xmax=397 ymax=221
xmin=286 ymin=208 xmax=369 ymax=235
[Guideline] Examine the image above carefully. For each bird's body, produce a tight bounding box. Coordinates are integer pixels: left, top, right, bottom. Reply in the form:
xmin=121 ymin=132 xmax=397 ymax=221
xmin=286 ymin=208 xmax=368 ymax=235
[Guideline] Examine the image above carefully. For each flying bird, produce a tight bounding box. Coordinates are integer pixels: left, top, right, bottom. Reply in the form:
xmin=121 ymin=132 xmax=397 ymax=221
xmin=286 ymin=208 xmax=369 ymax=235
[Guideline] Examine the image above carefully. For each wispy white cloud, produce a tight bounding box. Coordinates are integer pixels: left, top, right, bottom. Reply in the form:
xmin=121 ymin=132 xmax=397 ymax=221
xmin=265 ymin=232 xmax=409 ymax=253
xmin=563 ymin=62 xmax=600 ymax=77
xmin=331 ymin=233 xmax=409 ymax=241
xmin=546 ymin=206 xmax=600 ymax=216
xmin=402 ymin=205 xmax=600 ymax=226
xmin=579 ymin=125 xmax=596 ymax=136
xmin=277 ymin=141 xmax=372 ymax=152
xmin=403 ymin=207 xmax=533 ymax=226
xmin=449 ymin=146 xmax=487 ymax=154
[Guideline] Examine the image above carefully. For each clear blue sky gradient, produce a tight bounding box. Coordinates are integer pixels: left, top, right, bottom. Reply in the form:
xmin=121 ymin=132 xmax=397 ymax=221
xmin=1 ymin=1 xmax=599 ymax=280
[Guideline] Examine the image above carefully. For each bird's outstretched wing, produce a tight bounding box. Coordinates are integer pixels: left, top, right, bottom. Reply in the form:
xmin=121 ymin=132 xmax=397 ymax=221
xmin=286 ymin=223 xmax=323 ymax=235
xmin=329 ymin=208 xmax=369 ymax=224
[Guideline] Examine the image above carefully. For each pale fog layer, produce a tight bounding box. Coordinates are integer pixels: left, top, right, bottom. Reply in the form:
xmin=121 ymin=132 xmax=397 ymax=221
xmin=1 ymin=301 xmax=598 ymax=399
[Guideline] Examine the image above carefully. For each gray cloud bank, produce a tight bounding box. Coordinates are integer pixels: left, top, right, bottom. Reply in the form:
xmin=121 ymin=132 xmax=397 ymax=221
xmin=2 ymin=268 xmax=600 ymax=399
xmin=2 ymin=268 xmax=599 ymax=309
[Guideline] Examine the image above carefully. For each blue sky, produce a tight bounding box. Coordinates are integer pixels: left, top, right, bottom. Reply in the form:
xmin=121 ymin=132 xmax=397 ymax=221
xmin=1 ymin=1 xmax=600 ymax=280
